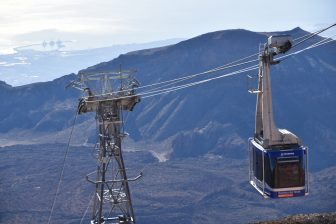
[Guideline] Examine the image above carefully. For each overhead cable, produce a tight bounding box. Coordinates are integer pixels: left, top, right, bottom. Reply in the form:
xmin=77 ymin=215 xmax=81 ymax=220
xmin=292 ymin=23 xmax=336 ymax=48
xmin=47 ymin=111 xmax=78 ymax=224
xmin=132 ymin=23 xmax=336 ymax=93
xmin=141 ymin=35 xmax=336 ymax=99
xmin=278 ymin=35 xmax=336 ymax=62
xmin=79 ymin=192 xmax=95 ymax=224
xmin=141 ymin=65 xmax=259 ymax=98
xmin=81 ymin=24 xmax=336 ymax=103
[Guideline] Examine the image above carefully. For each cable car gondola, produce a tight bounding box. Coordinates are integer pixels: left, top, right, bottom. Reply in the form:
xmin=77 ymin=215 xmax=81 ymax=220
xmin=248 ymin=35 xmax=309 ymax=198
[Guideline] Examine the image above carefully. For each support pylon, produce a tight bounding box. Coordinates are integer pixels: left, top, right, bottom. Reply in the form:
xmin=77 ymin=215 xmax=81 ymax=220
xmin=75 ymin=70 xmax=142 ymax=224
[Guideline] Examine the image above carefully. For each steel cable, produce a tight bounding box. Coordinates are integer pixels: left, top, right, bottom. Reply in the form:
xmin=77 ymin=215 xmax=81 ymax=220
xmin=47 ymin=110 xmax=78 ymax=224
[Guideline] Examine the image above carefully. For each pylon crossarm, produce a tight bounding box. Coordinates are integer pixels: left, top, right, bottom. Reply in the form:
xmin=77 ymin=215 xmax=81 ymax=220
xmin=78 ymin=95 xmax=140 ymax=114
xmin=86 ymin=172 xmax=143 ymax=184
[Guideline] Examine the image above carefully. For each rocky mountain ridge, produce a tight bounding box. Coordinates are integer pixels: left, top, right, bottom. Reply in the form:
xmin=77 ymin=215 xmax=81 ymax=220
xmin=0 ymin=27 xmax=335 ymax=171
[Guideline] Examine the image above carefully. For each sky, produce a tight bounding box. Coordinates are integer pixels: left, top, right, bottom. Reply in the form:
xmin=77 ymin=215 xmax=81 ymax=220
xmin=0 ymin=0 xmax=335 ymax=52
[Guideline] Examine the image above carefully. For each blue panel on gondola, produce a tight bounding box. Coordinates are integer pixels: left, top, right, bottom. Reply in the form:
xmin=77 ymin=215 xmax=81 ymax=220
xmin=266 ymin=149 xmax=306 ymax=158
xmin=248 ymin=138 xmax=309 ymax=199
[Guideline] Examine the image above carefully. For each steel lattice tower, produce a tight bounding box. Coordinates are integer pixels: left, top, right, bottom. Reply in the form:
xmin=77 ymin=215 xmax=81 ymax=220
xmin=75 ymin=70 xmax=142 ymax=224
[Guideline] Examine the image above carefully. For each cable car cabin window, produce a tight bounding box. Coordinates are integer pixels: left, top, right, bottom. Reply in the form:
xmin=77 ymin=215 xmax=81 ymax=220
xmin=252 ymin=145 xmax=305 ymax=189
xmin=264 ymin=155 xmax=274 ymax=187
xmin=274 ymin=158 xmax=305 ymax=188
xmin=252 ymin=148 xmax=263 ymax=181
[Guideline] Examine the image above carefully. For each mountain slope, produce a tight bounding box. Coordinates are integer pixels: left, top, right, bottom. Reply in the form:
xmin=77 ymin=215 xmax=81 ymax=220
xmin=80 ymin=27 xmax=336 ymax=170
xmin=0 ymin=28 xmax=335 ymax=171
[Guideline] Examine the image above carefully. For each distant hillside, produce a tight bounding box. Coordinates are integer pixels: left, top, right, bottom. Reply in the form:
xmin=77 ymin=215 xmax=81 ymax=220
xmin=0 ymin=38 xmax=184 ymax=86
xmin=0 ymin=27 xmax=335 ymax=171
